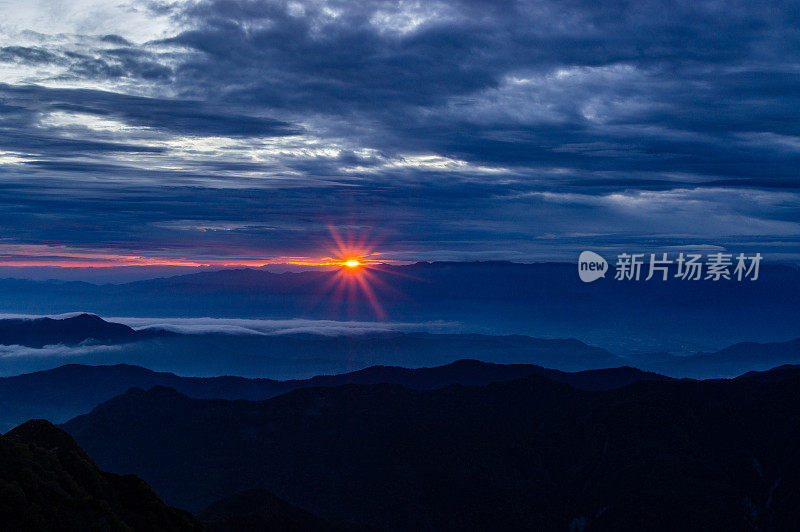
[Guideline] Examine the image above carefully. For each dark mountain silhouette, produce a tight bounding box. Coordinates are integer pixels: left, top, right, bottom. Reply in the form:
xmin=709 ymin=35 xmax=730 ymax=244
xmin=199 ymin=489 xmax=372 ymax=532
xmin=64 ymin=373 xmax=800 ymax=531
xmin=734 ymin=364 xmax=800 ymax=383
xmin=0 ymin=312 xmax=169 ymax=347
xmin=1 ymin=262 xmax=798 ymax=353
xmin=0 ymin=359 xmax=668 ymax=432
xmin=0 ymin=419 xmax=202 ymax=531
xmin=298 ymin=359 xmax=673 ymax=391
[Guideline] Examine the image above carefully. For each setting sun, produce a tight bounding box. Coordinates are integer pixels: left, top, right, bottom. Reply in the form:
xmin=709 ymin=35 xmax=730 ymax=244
xmin=344 ymin=259 xmax=361 ymax=268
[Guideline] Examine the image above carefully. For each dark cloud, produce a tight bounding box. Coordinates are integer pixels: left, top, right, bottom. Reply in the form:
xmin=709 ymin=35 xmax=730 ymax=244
xmin=149 ymin=0 xmax=800 ymax=184
xmin=0 ymin=84 xmax=301 ymax=137
xmin=100 ymin=35 xmax=132 ymax=46
xmin=0 ymin=0 xmax=798 ymax=265
xmin=0 ymin=46 xmax=63 ymax=65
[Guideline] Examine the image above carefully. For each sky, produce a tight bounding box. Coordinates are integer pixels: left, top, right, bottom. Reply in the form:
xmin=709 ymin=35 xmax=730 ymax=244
xmin=0 ymin=0 xmax=799 ymax=272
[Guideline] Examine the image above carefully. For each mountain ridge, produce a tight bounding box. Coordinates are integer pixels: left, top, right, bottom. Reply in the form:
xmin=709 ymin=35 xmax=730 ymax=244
xmin=0 ymin=419 xmax=202 ymax=531
xmin=0 ymin=357 xmax=669 ymax=432
xmin=1 ymin=262 xmax=798 ymax=354
xmin=62 ymin=371 xmax=800 ymax=530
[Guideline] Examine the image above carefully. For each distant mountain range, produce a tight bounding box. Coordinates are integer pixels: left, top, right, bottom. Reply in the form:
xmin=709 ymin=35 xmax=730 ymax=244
xmin=0 ymin=313 xmax=170 ymax=347
xmin=1 ymin=313 xmax=800 ymax=431
xmin=2 ymin=312 xmax=799 ymax=379
xmin=0 ymin=419 xmax=201 ymax=531
xmin=0 ymin=265 xmax=796 ymax=529
xmin=0 ymin=313 xmax=633 ymax=378
xmin=1 ymin=262 xmax=798 ymax=353
xmin=62 ymin=367 xmax=800 ymax=530
xmin=0 ymin=358 xmax=670 ymax=432
xmin=2 ymin=311 xmax=799 ymax=529
xmin=629 ymin=338 xmax=800 ymax=377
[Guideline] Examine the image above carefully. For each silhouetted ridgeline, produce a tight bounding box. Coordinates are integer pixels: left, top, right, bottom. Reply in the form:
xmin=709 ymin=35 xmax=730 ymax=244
xmin=63 ymin=367 xmax=800 ymax=531
xmin=0 ymin=359 xmax=668 ymax=432
xmin=0 ymin=420 xmax=201 ymax=531
xmin=199 ymin=489 xmax=372 ymax=532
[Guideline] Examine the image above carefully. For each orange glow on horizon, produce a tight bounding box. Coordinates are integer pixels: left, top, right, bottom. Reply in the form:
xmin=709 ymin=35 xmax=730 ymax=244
xmin=0 ymin=230 xmax=418 ymax=321
xmin=0 ymin=243 xmax=402 ymax=269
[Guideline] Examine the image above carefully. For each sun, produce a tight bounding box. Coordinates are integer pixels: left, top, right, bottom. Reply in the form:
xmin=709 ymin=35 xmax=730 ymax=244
xmin=310 ymin=225 xmax=412 ymax=319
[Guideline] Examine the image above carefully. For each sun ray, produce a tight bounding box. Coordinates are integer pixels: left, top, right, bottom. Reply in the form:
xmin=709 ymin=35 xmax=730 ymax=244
xmin=299 ymin=226 xmax=411 ymax=319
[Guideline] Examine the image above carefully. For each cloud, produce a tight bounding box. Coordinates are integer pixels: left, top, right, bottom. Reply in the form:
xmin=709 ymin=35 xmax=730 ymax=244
xmin=0 ymin=84 xmax=301 ymax=139
xmin=0 ymin=312 xmax=463 ymax=336
xmin=0 ymin=342 xmax=123 ymax=359
xmin=0 ymin=0 xmax=799 ymax=265
xmin=107 ymin=316 xmax=461 ymax=336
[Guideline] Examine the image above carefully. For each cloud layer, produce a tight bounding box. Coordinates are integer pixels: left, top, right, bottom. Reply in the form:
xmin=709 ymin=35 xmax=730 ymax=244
xmin=111 ymin=316 xmax=460 ymax=336
xmin=0 ymin=313 xmax=461 ymax=336
xmin=0 ymin=0 xmax=798 ymax=265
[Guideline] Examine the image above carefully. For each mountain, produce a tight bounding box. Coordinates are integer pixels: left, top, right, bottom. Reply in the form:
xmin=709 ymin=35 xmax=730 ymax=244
xmin=699 ymin=338 xmax=800 ymax=371
xmin=0 ymin=359 xmax=667 ymax=432
xmin=64 ymin=374 xmax=800 ymax=530
xmin=631 ymin=337 xmax=800 ymax=378
xmin=1 ymin=262 xmax=798 ymax=354
xmin=0 ymin=313 xmax=169 ymax=347
xmin=733 ymin=364 xmax=800 ymax=383
xmin=2 ymin=312 xmax=798 ymax=380
xmin=296 ymin=359 xmax=672 ymax=391
xmin=0 ymin=419 xmax=202 ymax=531
xmin=0 ymin=329 xmax=632 ymax=380
xmin=0 ymin=312 xmax=634 ymax=378
xmin=199 ymin=489 xmax=371 ymax=532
